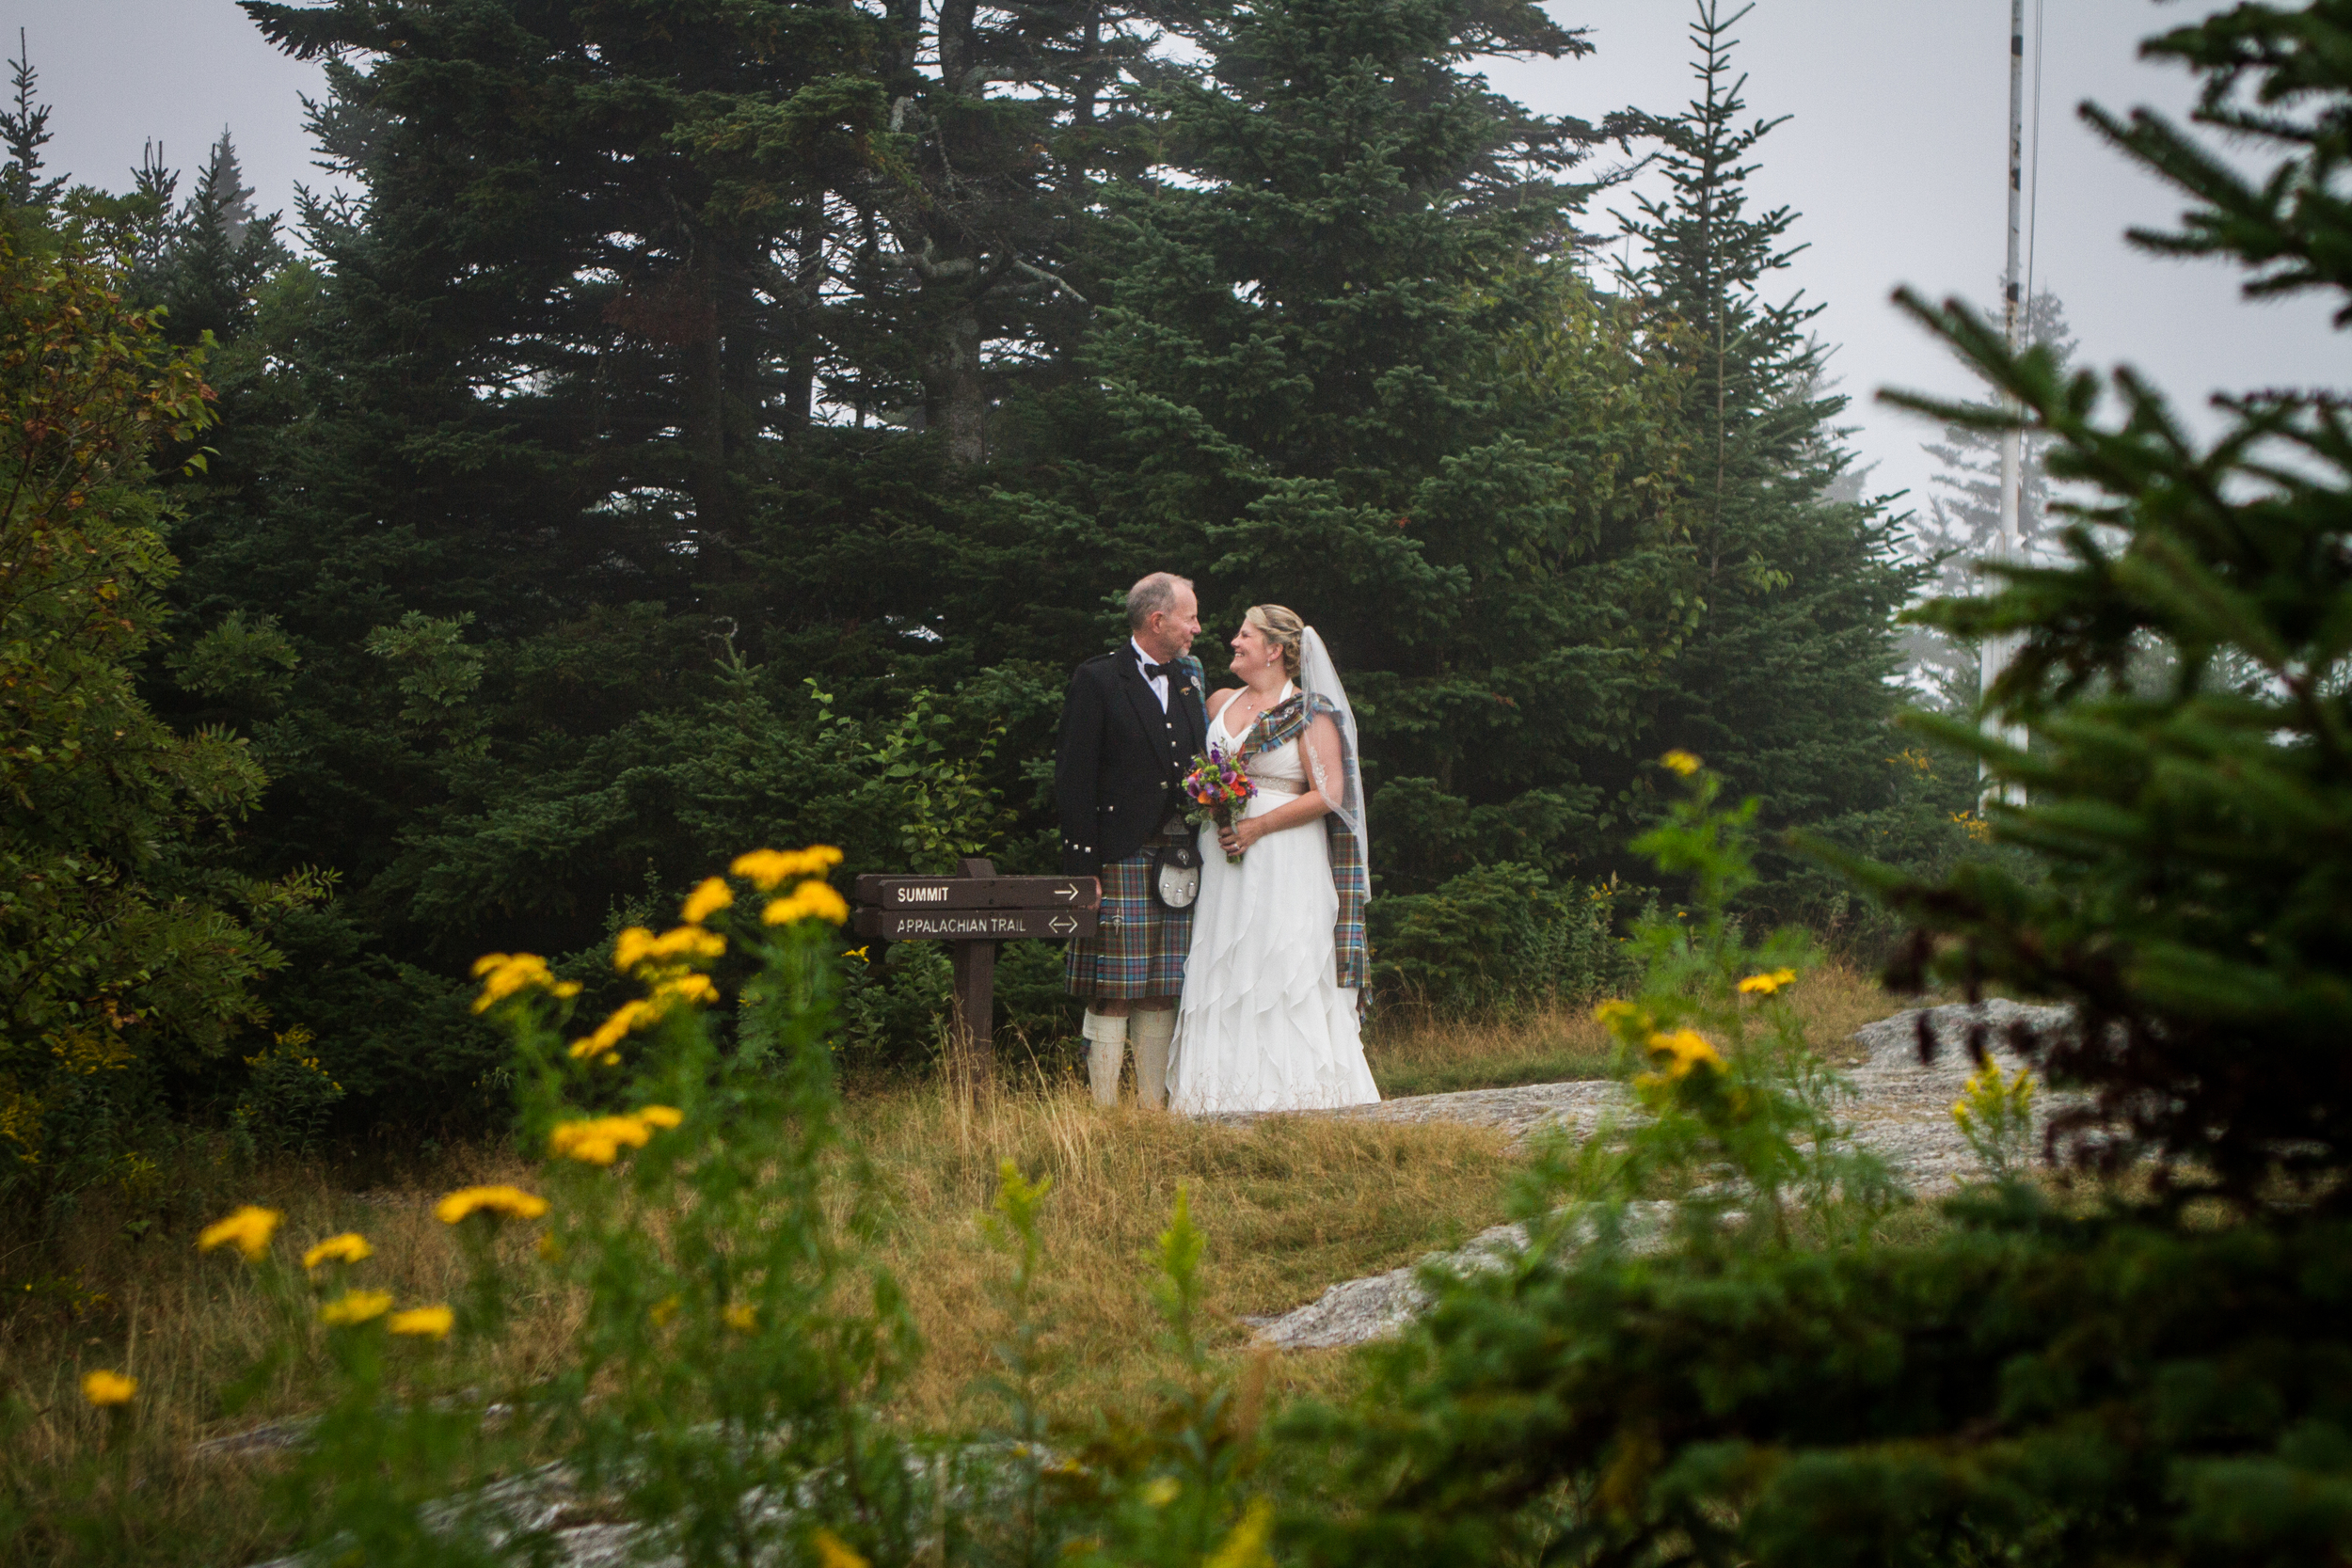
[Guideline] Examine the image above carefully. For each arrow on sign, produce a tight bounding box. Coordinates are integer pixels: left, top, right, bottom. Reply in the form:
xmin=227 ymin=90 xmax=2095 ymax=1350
xmin=1048 ymin=914 xmax=1078 ymax=935
xmin=1054 ymin=883 xmax=1079 ymax=903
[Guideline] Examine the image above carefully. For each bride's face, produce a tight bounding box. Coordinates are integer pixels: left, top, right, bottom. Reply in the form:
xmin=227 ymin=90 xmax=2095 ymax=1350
xmin=1229 ymin=623 xmax=1279 ymax=680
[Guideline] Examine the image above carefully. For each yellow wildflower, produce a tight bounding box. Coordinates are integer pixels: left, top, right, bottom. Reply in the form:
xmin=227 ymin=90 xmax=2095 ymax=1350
xmin=1204 ymin=1498 xmax=1276 ymax=1568
xmin=613 ymin=925 xmax=724 ymax=974
xmin=811 ymin=1528 xmax=869 ymax=1568
xmin=569 ymin=998 xmax=653 ymax=1060
xmin=650 ymin=1293 xmax=682 ymax=1327
xmin=469 ymin=952 xmax=569 ymax=1013
xmin=730 ymin=846 xmax=845 ymax=891
xmin=1645 ymin=1027 xmax=1724 ymax=1079
xmin=636 ymin=1104 xmax=683 ymax=1129
xmin=1661 ymin=750 xmax=1702 ymax=777
xmin=1737 ymin=968 xmax=1799 ymax=996
xmin=1142 ymin=1477 xmax=1181 ymax=1508
xmin=435 ymin=1185 xmax=549 ymax=1225
xmin=301 ymin=1232 xmax=373 ymax=1271
xmin=1592 ymin=999 xmax=1638 ymax=1027
xmin=81 ymin=1370 xmax=136 ymax=1407
xmin=762 ymin=879 xmax=850 ymax=927
xmin=681 ymin=877 xmax=733 ymax=924
xmin=548 ymin=1114 xmax=655 ymax=1165
xmin=660 ymin=972 xmax=718 ymax=1006
xmin=389 ymin=1305 xmax=454 ymax=1340
xmin=198 ymin=1205 xmax=281 ymax=1261
xmin=318 ymin=1289 xmax=394 ymax=1327
xmin=723 ymin=1303 xmax=758 ymax=1334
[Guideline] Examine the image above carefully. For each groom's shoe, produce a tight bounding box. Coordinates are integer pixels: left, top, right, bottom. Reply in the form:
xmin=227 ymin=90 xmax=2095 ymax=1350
xmin=1131 ymin=1009 xmax=1175 ymax=1110
xmin=1082 ymin=1011 xmax=1128 ymax=1107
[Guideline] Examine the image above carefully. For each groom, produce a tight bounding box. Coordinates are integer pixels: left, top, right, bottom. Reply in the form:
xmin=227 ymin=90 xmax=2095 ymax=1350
xmin=1057 ymin=571 xmax=1208 ymax=1108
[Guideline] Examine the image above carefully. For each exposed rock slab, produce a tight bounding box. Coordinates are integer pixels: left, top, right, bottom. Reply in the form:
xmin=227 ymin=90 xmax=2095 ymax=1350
xmin=1244 ymin=1000 xmax=2083 ymax=1351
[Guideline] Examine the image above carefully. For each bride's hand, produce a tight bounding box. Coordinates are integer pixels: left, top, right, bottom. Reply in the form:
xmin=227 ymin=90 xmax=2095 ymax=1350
xmin=1220 ymin=817 xmax=1263 ymax=855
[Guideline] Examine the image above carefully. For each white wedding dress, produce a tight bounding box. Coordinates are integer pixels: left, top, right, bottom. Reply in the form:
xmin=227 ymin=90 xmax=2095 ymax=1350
xmin=1166 ymin=688 xmax=1381 ymax=1116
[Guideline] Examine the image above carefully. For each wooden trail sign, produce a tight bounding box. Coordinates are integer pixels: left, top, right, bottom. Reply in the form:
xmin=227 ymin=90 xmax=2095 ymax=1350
xmin=851 ymin=859 xmax=1100 ymax=1096
xmin=853 ymin=874 xmax=1098 ymax=911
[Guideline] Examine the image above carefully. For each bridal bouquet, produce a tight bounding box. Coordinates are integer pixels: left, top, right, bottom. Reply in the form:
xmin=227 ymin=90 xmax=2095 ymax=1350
xmin=1182 ymin=747 xmax=1258 ymax=864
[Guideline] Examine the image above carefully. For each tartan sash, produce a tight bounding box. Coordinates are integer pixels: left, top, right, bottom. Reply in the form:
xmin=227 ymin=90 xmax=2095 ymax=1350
xmin=1233 ymin=695 xmax=1369 ymax=990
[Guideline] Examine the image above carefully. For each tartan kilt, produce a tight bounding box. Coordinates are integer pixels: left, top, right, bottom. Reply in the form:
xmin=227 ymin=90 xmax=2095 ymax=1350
xmin=1064 ymin=821 xmax=1196 ymax=1002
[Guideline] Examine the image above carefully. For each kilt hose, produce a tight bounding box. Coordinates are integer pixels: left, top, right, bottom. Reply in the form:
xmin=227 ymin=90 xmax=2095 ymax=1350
xmin=1065 ymin=819 xmax=1196 ymax=1003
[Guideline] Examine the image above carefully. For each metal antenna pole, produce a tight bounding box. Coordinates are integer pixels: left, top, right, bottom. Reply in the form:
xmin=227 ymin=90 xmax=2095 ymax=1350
xmin=1982 ymin=0 xmax=2029 ymax=800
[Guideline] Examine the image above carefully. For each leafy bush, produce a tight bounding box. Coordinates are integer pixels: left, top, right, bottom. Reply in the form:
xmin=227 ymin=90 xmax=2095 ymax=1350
xmin=0 ymin=231 xmax=319 ymax=1217
xmin=1368 ymin=862 xmax=1636 ymax=1015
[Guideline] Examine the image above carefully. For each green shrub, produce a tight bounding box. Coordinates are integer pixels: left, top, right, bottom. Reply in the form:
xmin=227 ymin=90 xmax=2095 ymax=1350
xmin=1369 ymin=862 xmax=1636 ymax=1014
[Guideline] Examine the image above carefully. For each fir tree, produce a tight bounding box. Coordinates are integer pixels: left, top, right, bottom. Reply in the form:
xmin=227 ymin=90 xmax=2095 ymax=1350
xmin=1615 ymin=0 xmax=1922 ymax=891
xmin=1034 ymin=0 xmax=1662 ymax=893
xmin=155 ymin=129 xmax=287 ymax=345
xmin=0 ymin=31 xmax=63 ymax=214
xmin=1903 ymin=287 xmax=2080 ymax=701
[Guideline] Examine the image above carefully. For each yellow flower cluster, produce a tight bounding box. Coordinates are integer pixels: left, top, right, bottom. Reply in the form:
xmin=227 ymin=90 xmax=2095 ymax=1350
xmin=198 ymin=1205 xmax=281 ymax=1261
xmin=613 ymin=924 xmax=725 ymax=974
xmin=470 ymin=952 xmax=582 ymax=1015
xmin=1737 ymin=968 xmax=1798 ymax=996
xmin=318 ymin=1289 xmax=393 ymax=1327
xmin=1645 ymin=1027 xmax=1724 ymax=1080
xmin=82 ymin=1370 xmax=136 ymax=1407
xmin=567 ymin=978 xmax=715 ymax=1062
xmin=1661 ymin=749 xmax=1703 ymax=777
xmin=548 ymin=1104 xmax=682 ymax=1165
xmin=435 ymin=1184 xmax=548 ymax=1225
xmin=763 ymin=879 xmax=850 ymax=927
xmin=730 ymin=846 xmax=843 ymax=891
xmin=389 ymin=1305 xmax=454 ymax=1340
xmin=301 ymin=1232 xmax=373 ymax=1270
xmin=723 ymin=1303 xmax=758 ymax=1334
xmin=680 ymin=876 xmax=733 ymax=923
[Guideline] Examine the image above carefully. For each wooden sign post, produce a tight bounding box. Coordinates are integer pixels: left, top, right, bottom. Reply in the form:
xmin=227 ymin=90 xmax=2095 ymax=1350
xmin=851 ymin=860 xmax=1100 ymax=1096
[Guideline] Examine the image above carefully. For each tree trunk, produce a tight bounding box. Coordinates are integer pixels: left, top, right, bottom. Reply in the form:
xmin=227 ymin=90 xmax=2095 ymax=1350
xmin=924 ymin=294 xmax=986 ymax=467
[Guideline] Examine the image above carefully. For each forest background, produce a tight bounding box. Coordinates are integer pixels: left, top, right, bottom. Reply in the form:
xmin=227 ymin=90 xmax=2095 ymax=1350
xmin=0 ymin=0 xmax=1999 ymax=1219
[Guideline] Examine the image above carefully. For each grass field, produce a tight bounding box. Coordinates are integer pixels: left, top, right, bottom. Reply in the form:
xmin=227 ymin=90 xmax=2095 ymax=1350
xmin=0 ymin=962 xmax=1919 ymax=1564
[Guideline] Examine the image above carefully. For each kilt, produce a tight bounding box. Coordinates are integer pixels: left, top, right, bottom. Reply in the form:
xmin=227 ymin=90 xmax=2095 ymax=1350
xmin=1064 ymin=819 xmax=1196 ymax=1002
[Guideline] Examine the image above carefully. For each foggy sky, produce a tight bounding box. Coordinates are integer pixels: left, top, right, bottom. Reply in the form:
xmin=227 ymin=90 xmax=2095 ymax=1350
xmin=8 ymin=0 xmax=2342 ymax=529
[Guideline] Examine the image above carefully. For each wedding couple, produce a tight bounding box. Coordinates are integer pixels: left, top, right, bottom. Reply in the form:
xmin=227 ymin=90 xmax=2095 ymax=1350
xmin=1055 ymin=572 xmax=1381 ymax=1117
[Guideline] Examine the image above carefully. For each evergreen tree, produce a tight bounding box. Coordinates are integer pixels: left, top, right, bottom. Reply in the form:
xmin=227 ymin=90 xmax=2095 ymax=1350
xmin=1025 ymin=0 xmax=1666 ymax=895
xmin=1902 ymin=287 xmax=2079 ymax=701
xmin=1615 ymin=0 xmax=1922 ymax=906
xmin=0 ymin=31 xmax=62 ymax=214
xmin=154 ymin=129 xmax=289 ymax=345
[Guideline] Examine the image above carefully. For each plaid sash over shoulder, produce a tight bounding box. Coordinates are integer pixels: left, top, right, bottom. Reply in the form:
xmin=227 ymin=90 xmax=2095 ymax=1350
xmin=1234 ymin=695 xmax=1369 ymax=990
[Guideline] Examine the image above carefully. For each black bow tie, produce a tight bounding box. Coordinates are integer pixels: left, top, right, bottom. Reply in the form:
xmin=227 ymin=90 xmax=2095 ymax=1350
xmin=1142 ymin=660 xmax=1179 ymax=684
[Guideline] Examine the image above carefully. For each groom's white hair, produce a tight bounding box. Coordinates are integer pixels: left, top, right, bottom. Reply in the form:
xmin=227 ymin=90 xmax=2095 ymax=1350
xmin=1125 ymin=572 xmax=1192 ymax=633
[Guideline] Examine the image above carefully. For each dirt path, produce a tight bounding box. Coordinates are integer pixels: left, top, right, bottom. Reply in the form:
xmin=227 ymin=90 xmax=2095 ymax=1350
xmin=1244 ymin=999 xmax=2074 ymax=1350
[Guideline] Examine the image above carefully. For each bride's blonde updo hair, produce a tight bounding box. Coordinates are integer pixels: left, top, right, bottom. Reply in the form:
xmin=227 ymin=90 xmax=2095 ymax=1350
xmin=1244 ymin=604 xmax=1306 ymax=683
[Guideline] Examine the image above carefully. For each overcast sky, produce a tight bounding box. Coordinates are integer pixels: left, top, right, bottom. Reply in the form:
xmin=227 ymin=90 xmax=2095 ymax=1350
xmin=8 ymin=0 xmax=2341 ymax=524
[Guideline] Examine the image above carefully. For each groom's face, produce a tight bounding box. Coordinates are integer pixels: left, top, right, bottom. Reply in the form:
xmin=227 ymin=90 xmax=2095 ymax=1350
xmin=1144 ymin=584 xmax=1200 ymax=660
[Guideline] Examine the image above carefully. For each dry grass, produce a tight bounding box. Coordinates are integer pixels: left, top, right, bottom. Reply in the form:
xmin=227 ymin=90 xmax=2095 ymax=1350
xmin=1 ymin=961 xmax=1930 ymax=1562
xmin=1362 ymin=958 xmax=1914 ymax=1095
xmin=850 ymin=1073 xmax=1515 ymax=1430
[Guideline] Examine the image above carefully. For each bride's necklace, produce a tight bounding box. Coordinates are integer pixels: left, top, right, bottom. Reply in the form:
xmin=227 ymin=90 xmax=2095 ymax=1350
xmin=1224 ymin=681 xmax=1288 ymax=736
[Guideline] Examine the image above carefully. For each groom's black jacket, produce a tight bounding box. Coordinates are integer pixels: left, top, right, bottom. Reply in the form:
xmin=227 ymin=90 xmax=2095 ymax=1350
xmin=1057 ymin=649 xmax=1208 ymax=877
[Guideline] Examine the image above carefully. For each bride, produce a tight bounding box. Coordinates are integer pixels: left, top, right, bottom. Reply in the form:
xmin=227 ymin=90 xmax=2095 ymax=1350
xmin=1166 ymin=605 xmax=1380 ymax=1115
